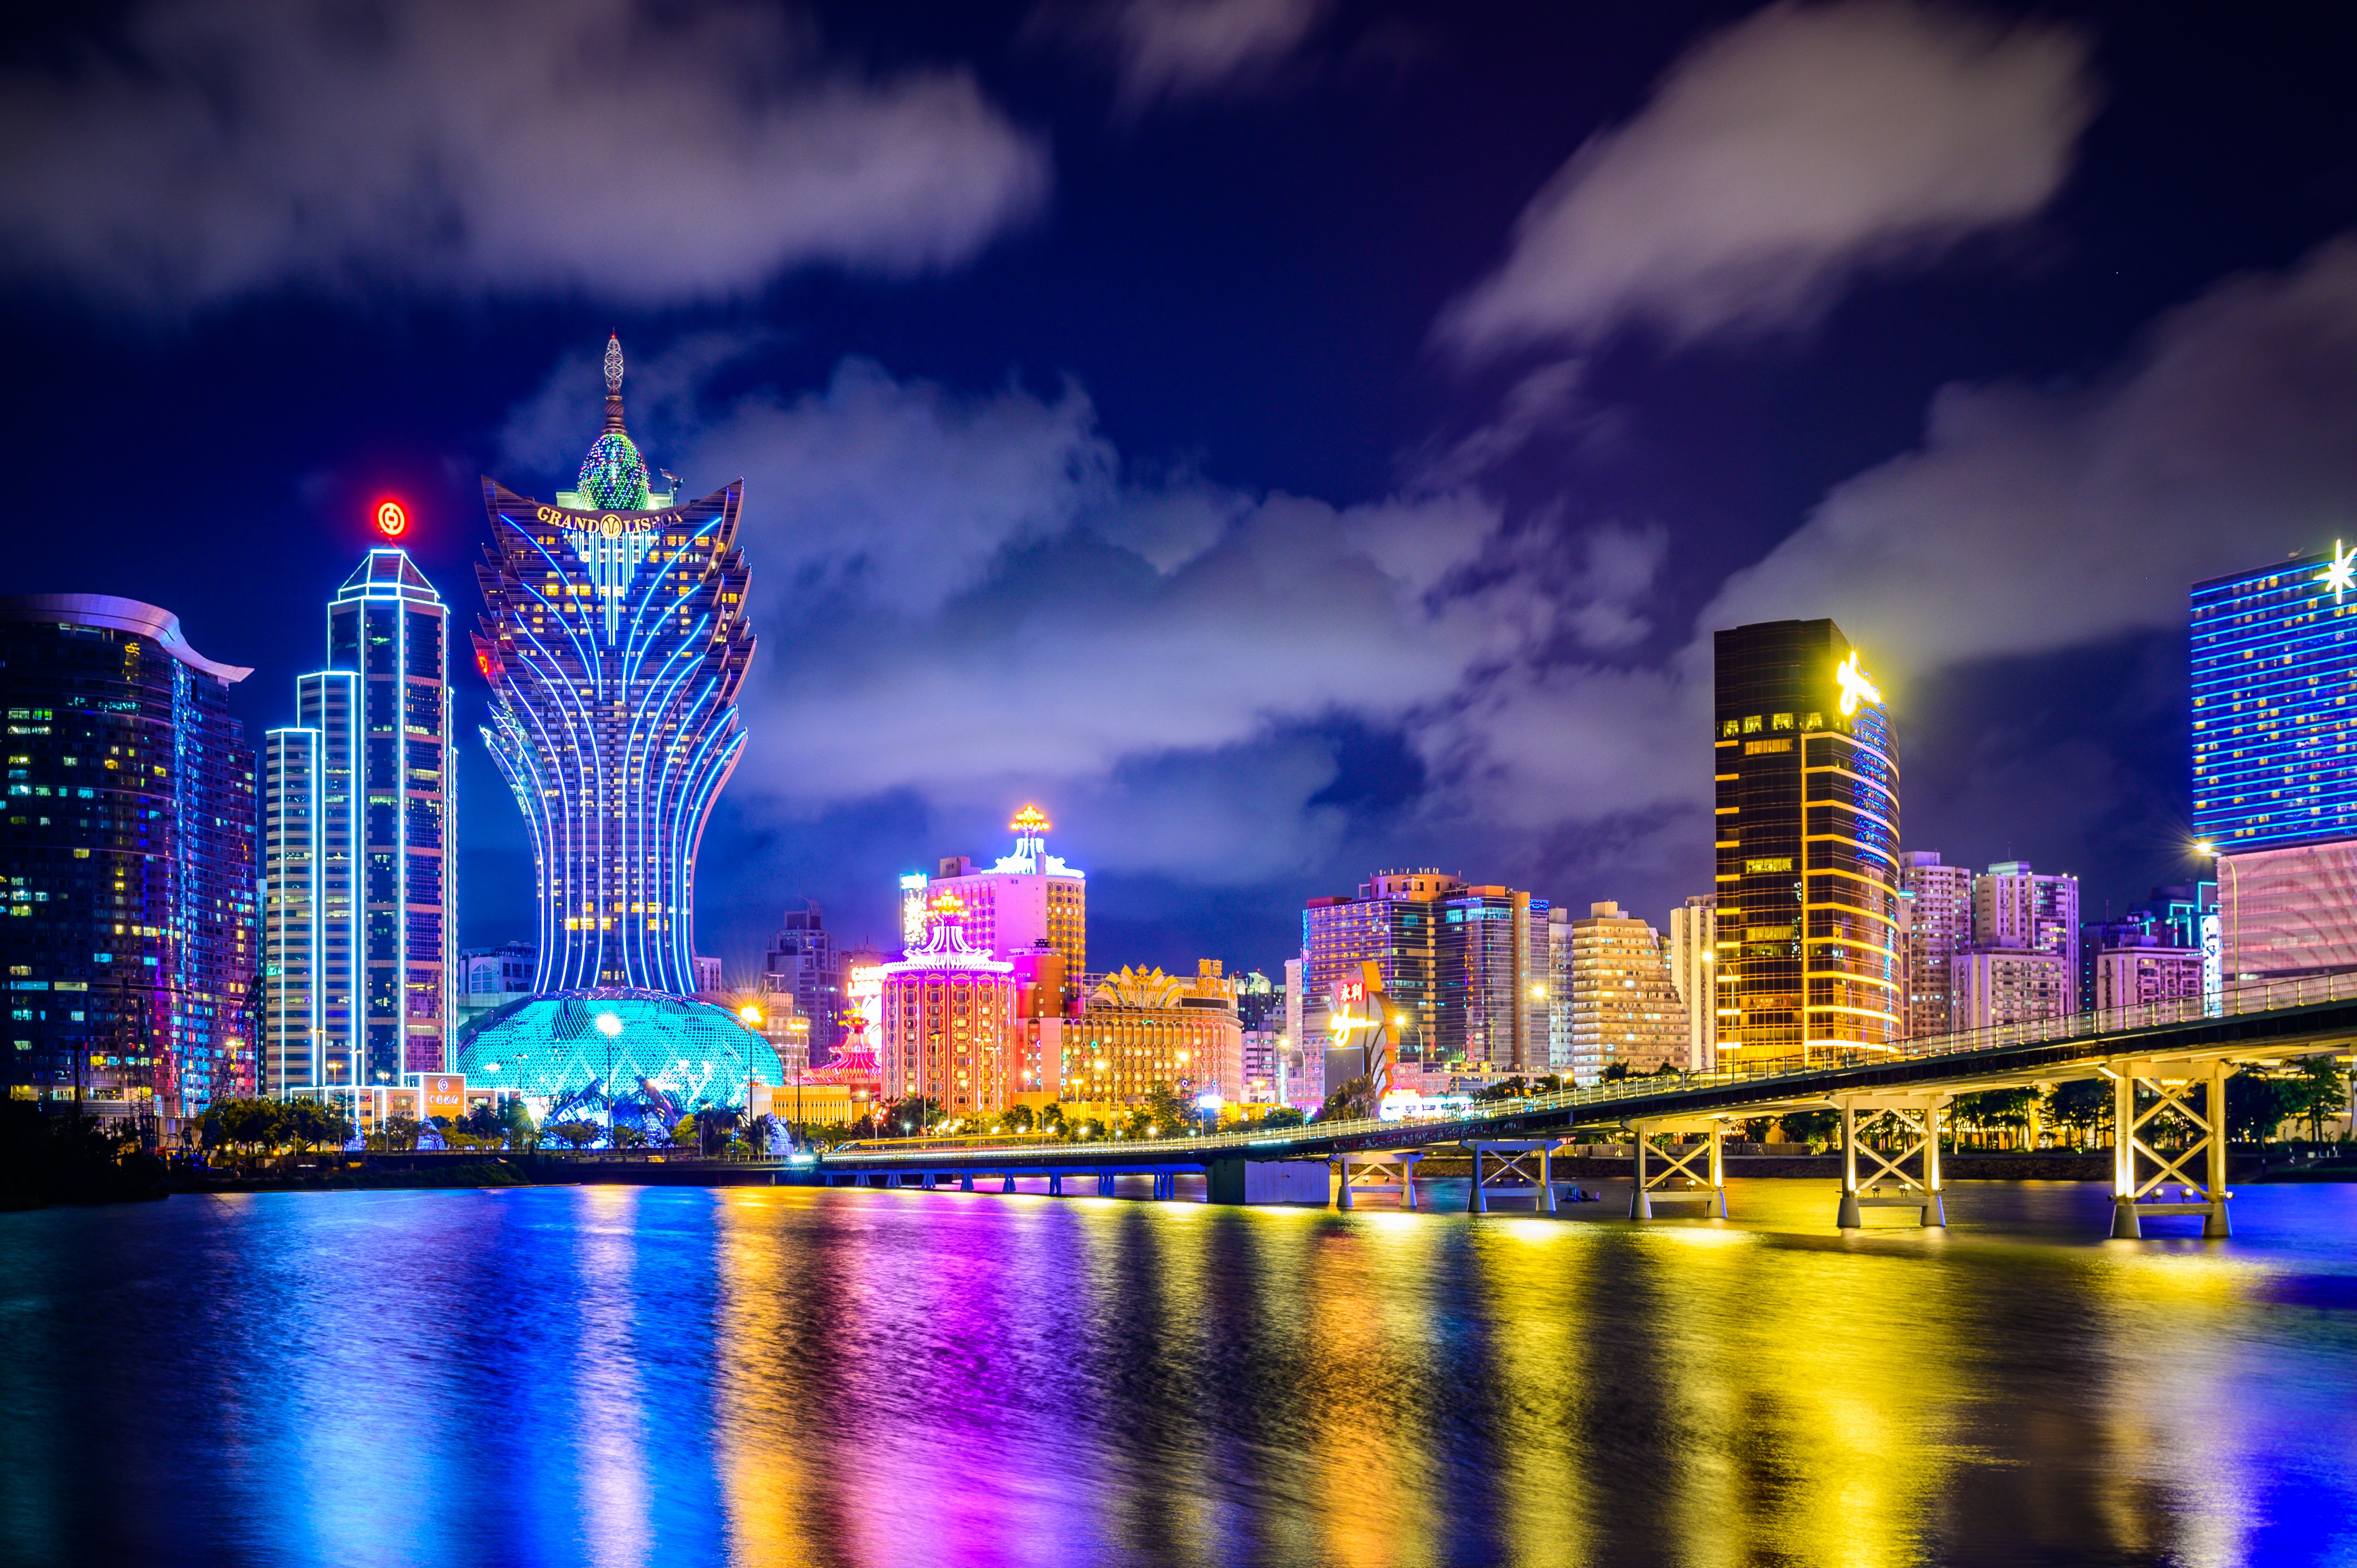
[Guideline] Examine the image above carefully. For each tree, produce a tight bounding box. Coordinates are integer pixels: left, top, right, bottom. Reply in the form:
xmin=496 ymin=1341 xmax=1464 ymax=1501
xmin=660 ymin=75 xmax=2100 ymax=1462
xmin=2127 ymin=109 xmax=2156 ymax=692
xmin=543 ymin=1119 xmax=602 ymax=1151
xmin=1777 ymin=1109 xmax=1838 ymax=1148
xmin=1004 ymin=1102 xmax=1037 ymax=1134
xmin=2286 ymin=1055 xmax=2351 ymax=1142
xmin=283 ymin=1098 xmax=353 ymax=1153
xmin=882 ymin=1096 xmax=942 ymax=1138
xmin=1601 ymin=1063 xmax=1631 ymax=1083
xmin=1039 ymin=1102 xmax=1068 ymax=1137
xmin=610 ymin=1123 xmax=647 ymax=1150
xmin=2045 ymin=1080 xmax=2110 ymax=1148
xmin=1141 ymin=1082 xmax=1193 ymax=1138
xmin=1952 ymin=1089 xmax=2035 ymax=1148
xmin=1318 ymin=1074 xmax=1379 ymax=1123
xmin=2227 ymin=1068 xmax=2304 ymax=1146
xmin=670 ymin=1114 xmax=700 ymax=1150
xmin=500 ymin=1097 xmax=538 ymax=1151
xmin=1256 ymin=1106 xmax=1306 ymax=1129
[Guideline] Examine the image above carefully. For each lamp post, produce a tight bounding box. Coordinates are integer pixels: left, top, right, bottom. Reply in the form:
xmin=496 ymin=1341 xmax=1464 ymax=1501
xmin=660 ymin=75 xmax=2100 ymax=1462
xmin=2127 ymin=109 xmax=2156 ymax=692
xmin=595 ymin=1011 xmax=624 ymax=1145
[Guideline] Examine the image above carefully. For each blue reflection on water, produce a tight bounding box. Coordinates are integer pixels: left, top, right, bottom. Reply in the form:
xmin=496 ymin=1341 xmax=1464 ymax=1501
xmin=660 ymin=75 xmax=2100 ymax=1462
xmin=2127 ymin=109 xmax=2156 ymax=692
xmin=0 ymin=1180 xmax=2354 ymax=1566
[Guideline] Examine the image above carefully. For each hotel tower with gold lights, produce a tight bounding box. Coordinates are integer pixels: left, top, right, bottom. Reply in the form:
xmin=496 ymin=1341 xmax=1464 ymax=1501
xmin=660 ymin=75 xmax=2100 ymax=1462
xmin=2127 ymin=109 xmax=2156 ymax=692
xmin=1712 ymin=619 xmax=1901 ymax=1061
xmin=472 ymin=337 xmax=755 ymax=996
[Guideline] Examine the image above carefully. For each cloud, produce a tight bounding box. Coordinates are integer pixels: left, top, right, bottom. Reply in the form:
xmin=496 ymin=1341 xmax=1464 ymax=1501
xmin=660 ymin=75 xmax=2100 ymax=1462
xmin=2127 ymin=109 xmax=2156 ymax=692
xmin=1698 ymin=235 xmax=2357 ymax=683
xmin=489 ymin=349 xmax=1680 ymax=881
xmin=1046 ymin=0 xmax=1333 ymax=113
xmin=1439 ymin=0 xmax=2094 ymax=358
xmin=0 ymin=0 xmax=1047 ymax=309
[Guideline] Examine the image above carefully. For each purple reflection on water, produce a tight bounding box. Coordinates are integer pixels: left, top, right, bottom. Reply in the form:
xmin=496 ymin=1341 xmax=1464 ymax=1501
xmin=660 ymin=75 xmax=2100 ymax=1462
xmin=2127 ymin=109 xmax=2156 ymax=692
xmin=0 ymin=1180 xmax=2355 ymax=1565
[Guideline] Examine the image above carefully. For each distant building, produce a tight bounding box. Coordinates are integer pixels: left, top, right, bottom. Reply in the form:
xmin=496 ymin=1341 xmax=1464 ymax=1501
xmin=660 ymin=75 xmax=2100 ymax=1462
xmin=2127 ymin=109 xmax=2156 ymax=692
xmin=1435 ymin=885 xmax=1549 ymax=1071
xmin=1565 ymin=902 xmax=1687 ymax=1084
xmin=1973 ymin=862 xmax=2081 ymax=1014
xmin=1302 ymin=869 xmax=1458 ymax=1064
xmin=763 ymin=897 xmax=841 ymax=1050
xmin=692 ymin=955 xmax=726 ymax=996
xmin=2093 ymin=942 xmax=2205 ymax=1012
xmin=878 ymin=895 xmax=1017 ymax=1124
xmin=1899 ymin=852 xmax=1974 ymax=1037
xmin=919 ymin=806 xmax=1086 ymax=978
xmin=1713 ymin=619 xmax=1901 ymax=1062
xmin=1664 ymin=895 xmax=1717 ymax=1069
xmin=1951 ymin=948 xmax=2070 ymax=1030
xmin=1071 ymin=961 xmax=1242 ymax=1109
xmin=0 ymin=595 xmax=256 ymax=1137
xmin=454 ymin=942 xmax=536 ymax=1032
xmin=1547 ymin=907 xmax=1575 ymax=1073
xmin=2079 ymin=882 xmax=2218 ymax=1006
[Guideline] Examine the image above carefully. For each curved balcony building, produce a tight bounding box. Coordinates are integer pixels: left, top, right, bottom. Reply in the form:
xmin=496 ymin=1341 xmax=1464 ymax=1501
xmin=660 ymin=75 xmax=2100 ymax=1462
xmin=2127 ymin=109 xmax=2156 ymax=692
xmin=472 ymin=337 xmax=756 ymax=995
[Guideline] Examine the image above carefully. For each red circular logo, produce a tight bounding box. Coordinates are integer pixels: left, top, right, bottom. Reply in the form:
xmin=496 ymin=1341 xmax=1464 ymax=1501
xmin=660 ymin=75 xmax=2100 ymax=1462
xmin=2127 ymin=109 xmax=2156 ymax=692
xmin=376 ymin=500 xmax=408 ymax=538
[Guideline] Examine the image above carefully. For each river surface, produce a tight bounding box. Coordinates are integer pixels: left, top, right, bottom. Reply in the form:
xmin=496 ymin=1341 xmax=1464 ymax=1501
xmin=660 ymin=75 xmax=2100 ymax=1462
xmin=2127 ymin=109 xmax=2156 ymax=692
xmin=2 ymin=1178 xmax=2355 ymax=1567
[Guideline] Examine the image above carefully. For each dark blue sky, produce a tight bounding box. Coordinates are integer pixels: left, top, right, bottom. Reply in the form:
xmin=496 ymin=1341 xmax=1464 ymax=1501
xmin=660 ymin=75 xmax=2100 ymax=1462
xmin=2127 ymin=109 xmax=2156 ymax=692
xmin=4 ymin=0 xmax=2353 ymax=979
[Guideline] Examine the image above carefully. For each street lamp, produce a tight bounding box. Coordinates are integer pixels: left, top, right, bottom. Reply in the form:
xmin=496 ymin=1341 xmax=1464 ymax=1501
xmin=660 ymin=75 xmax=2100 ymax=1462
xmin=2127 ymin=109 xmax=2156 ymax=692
xmin=595 ymin=1012 xmax=623 ymax=1146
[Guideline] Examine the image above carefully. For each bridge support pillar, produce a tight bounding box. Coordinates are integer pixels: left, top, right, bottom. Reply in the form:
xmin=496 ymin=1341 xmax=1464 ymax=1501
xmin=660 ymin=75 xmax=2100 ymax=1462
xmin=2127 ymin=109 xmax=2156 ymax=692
xmin=1627 ymin=1121 xmax=1728 ymax=1220
xmin=1002 ymin=1171 xmax=1018 ymax=1193
xmin=1097 ymin=1171 xmax=1116 ymax=1197
xmin=2110 ymin=1058 xmax=2233 ymax=1240
xmin=1332 ymin=1151 xmax=1424 ymax=1210
xmin=1461 ymin=1140 xmax=1559 ymax=1213
xmin=921 ymin=1172 xmax=937 ymax=1192
xmin=1833 ymin=1094 xmax=1947 ymax=1228
xmin=960 ymin=1172 xmax=975 ymax=1192
xmin=1048 ymin=1172 xmax=1063 ymax=1196
xmin=1209 ymin=1157 xmax=1247 ymax=1206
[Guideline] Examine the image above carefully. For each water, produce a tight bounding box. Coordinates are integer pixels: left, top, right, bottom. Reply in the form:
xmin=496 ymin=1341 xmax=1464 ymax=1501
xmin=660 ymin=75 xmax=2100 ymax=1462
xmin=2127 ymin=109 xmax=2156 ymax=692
xmin=3 ymin=1179 xmax=2355 ymax=1567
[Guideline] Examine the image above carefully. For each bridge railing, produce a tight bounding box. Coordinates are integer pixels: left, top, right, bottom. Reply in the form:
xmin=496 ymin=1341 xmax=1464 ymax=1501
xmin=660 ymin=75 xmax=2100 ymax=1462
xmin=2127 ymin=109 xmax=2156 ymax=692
xmin=819 ymin=967 xmax=2357 ymax=1166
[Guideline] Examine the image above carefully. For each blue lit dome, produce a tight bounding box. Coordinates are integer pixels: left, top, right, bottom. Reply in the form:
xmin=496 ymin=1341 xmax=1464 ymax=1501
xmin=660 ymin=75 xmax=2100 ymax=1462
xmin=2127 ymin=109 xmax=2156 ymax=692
xmin=578 ymin=432 xmax=652 ymax=511
xmin=456 ymin=991 xmax=781 ymax=1113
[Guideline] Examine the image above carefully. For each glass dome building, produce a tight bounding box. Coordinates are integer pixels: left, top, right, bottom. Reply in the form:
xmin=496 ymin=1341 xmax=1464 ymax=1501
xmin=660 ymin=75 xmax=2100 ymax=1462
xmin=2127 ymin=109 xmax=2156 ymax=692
xmin=456 ymin=991 xmax=781 ymax=1114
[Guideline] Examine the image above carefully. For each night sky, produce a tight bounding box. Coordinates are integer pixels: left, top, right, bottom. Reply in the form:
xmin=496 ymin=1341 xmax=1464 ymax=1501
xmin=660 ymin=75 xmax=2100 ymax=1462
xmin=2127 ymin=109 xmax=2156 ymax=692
xmin=3 ymin=0 xmax=2351 ymax=980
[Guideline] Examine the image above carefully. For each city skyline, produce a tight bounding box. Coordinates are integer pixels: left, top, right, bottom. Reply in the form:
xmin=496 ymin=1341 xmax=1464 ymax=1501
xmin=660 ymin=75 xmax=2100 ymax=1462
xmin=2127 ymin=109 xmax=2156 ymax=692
xmin=4 ymin=2 xmax=2349 ymax=980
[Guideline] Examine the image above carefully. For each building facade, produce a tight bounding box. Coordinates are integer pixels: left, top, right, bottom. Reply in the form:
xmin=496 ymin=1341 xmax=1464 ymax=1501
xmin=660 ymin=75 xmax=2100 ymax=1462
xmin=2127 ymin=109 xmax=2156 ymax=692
xmin=0 ymin=596 xmax=256 ymax=1137
xmin=2193 ymin=545 xmax=2357 ymax=855
xmin=1565 ymin=902 xmax=1687 ymax=1083
xmin=1713 ymin=620 xmax=1902 ymax=1062
xmin=763 ymin=898 xmax=841 ymax=1057
xmin=1303 ymin=869 xmax=1458 ymax=1064
xmin=264 ymin=549 xmax=454 ymax=1092
xmin=2093 ymin=942 xmax=2206 ymax=1012
xmin=1435 ymin=885 xmax=1548 ymax=1070
xmin=913 ymin=807 xmax=1087 ymax=978
xmin=1972 ymin=862 xmax=2081 ymax=1015
xmin=473 ymin=336 xmax=756 ymax=996
xmin=879 ymin=896 xmax=1018 ymax=1123
xmin=1071 ymin=962 xmax=1243 ymax=1109
xmin=2216 ymin=840 xmax=2357 ymax=981
xmin=1951 ymin=948 xmax=2070 ymax=1030
xmin=1898 ymin=852 xmax=1974 ymax=1038
xmin=1664 ymin=894 xmax=1717 ymax=1070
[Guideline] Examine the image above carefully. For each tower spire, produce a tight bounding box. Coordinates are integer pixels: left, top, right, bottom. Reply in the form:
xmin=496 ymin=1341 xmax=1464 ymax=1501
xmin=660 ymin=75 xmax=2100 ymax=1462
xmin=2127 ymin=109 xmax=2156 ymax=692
xmin=603 ymin=334 xmax=627 ymax=434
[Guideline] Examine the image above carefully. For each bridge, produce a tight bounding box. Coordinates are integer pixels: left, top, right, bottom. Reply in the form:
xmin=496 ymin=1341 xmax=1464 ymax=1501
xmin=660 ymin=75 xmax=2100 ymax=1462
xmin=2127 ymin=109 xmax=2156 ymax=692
xmin=792 ymin=971 xmax=2357 ymax=1240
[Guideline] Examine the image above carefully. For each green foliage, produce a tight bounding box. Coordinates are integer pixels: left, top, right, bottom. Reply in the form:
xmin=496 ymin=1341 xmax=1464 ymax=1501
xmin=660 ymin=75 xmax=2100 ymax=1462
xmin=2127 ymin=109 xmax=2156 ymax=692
xmin=1952 ymin=1089 xmax=2036 ymax=1138
xmin=1140 ymin=1082 xmax=1193 ymax=1138
xmin=1255 ymin=1106 xmax=1306 ymax=1129
xmin=0 ymin=1099 xmax=166 ymax=1209
xmin=1318 ymin=1074 xmax=1379 ymax=1123
xmin=1003 ymin=1103 xmax=1036 ymax=1134
xmin=2286 ymin=1056 xmax=2351 ymax=1141
xmin=2228 ymin=1067 xmax=2305 ymax=1145
xmin=1601 ymin=1063 xmax=1631 ymax=1083
xmin=543 ymin=1119 xmax=602 ymax=1151
xmin=1777 ymin=1109 xmax=1838 ymax=1146
xmin=883 ymin=1096 xmax=943 ymax=1137
xmin=2044 ymin=1080 xmax=2110 ymax=1144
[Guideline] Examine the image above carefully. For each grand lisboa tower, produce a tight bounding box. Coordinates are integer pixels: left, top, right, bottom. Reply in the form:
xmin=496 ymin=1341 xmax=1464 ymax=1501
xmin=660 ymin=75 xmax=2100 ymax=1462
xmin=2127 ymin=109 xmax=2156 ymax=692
xmin=457 ymin=337 xmax=779 ymax=1119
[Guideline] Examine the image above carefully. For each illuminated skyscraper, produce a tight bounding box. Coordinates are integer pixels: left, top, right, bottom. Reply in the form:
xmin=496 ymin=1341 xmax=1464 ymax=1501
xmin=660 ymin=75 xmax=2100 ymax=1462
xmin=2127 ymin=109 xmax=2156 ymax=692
xmin=263 ymin=549 xmax=453 ymax=1091
xmin=0 ymin=595 xmax=256 ymax=1137
xmin=1713 ymin=619 xmax=1901 ymax=1062
xmin=916 ymin=806 xmax=1087 ymax=974
xmin=473 ymin=336 xmax=756 ymax=994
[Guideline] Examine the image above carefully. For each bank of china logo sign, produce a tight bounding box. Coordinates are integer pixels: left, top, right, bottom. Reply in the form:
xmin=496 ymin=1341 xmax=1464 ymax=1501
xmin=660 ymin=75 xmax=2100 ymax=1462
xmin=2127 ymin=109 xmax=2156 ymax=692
xmin=2320 ymin=540 xmax=2356 ymax=602
xmin=1836 ymin=650 xmax=1883 ymax=715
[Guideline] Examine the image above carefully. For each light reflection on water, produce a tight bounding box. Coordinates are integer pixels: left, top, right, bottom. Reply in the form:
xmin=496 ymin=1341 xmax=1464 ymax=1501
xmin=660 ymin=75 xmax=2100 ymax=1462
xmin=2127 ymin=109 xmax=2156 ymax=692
xmin=2 ymin=1179 xmax=2355 ymax=1566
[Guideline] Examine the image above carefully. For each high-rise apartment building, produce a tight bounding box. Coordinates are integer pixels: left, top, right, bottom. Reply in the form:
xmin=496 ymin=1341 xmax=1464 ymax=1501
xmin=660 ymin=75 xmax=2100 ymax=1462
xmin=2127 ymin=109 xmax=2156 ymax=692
xmin=1547 ymin=906 xmax=1575 ymax=1073
xmin=1951 ymin=948 xmax=2071 ymax=1029
xmin=2194 ymin=546 xmax=2357 ymax=980
xmin=1664 ymin=894 xmax=1717 ymax=1069
xmin=1899 ymin=852 xmax=1975 ymax=1037
xmin=1972 ymin=862 xmax=2081 ymax=1014
xmin=2093 ymin=942 xmax=2206 ymax=1012
xmin=1713 ymin=619 xmax=1901 ymax=1061
xmin=913 ymin=807 xmax=1086 ymax=978
xmin=1302 ymin=869 xmax=1458 ymax=1062
xmin=473 ymin=336 xmax=756 ymax=996
xmin=0 ymin=596 xmax=256 ymax=1137
xmin=264 ymin=549 xmax=454 ymax=1092
xmin=763 ymin=898 xmax=841 ymax=1052
xmin=1565 ymin=902 xmax=1687 ymax=1083
xmin=1436 ymin=885 xmax=1548 ymax=1070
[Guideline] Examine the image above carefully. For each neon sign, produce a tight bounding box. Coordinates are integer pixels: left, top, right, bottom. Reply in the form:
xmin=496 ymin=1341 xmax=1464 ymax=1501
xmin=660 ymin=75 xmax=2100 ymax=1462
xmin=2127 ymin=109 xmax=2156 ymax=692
xmin=375 ymin=499 xmax=407 ymax=539
xmin=1835 ymin=650 xmax=1882 ymax=715
xmin=2321 ymin=539 xmax=2355 ymax=602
